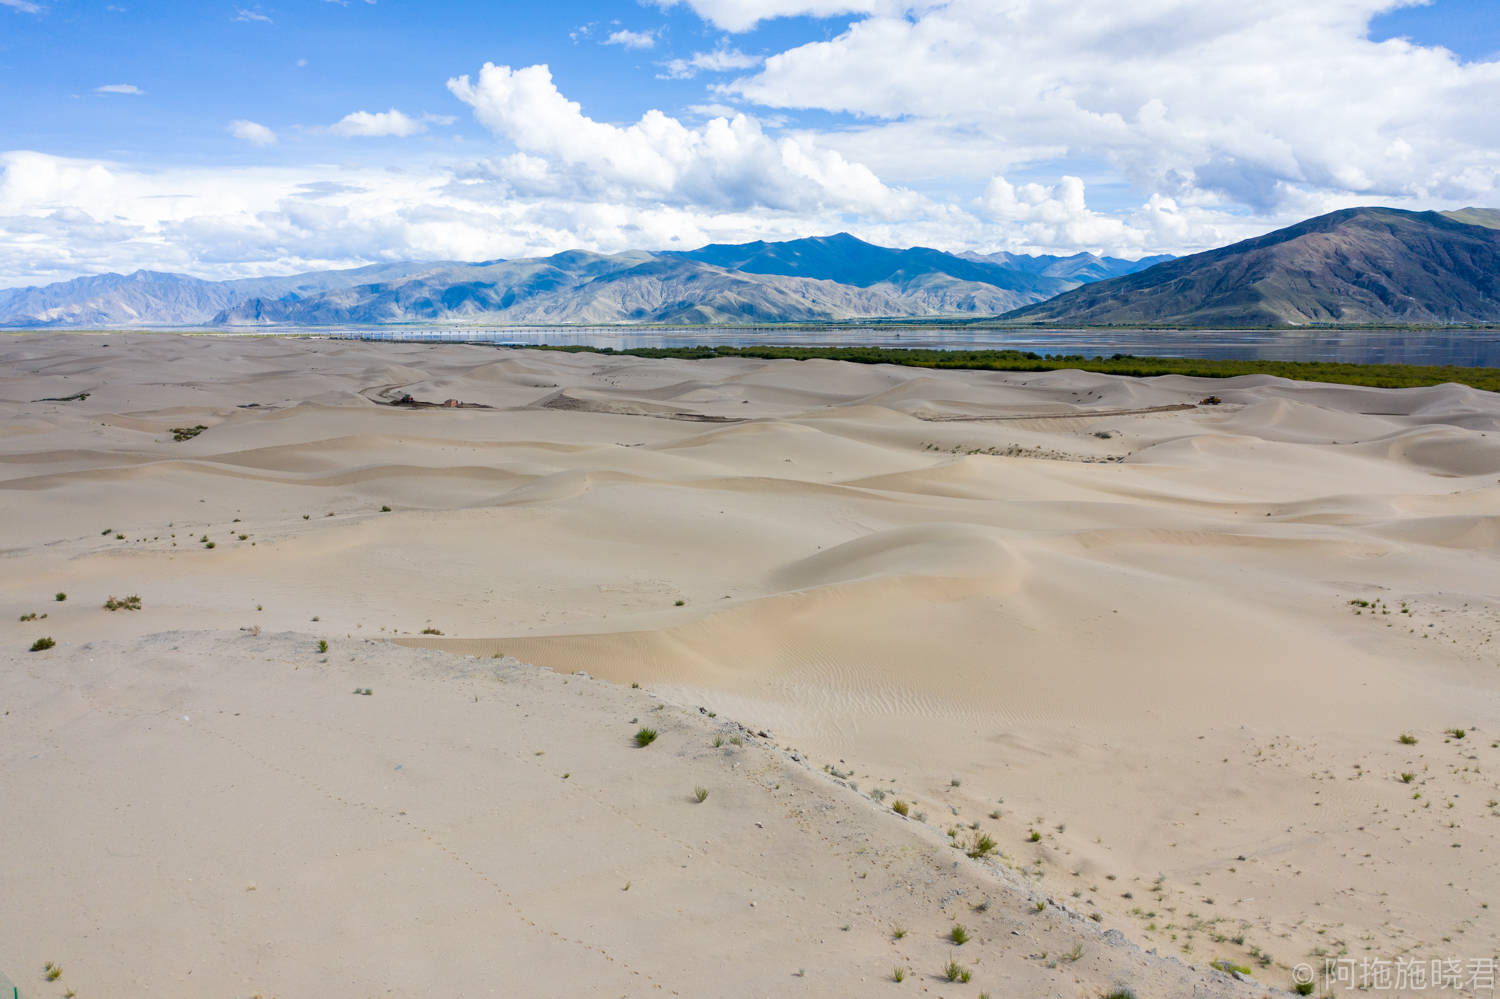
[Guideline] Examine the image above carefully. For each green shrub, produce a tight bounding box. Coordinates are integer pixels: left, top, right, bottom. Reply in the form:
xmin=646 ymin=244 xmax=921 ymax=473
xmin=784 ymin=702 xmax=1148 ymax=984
xmin=891 ymin=800 xmax=910 ymax=816
xmin=635 ymin=727 xmax=658 ymax=748
xmin=949 ymin=924 xmax=969 ymax=945
xmin=317 ymin=640 xmax=329 ymax=654
xmin=693 ymin=786 xmax=709 ymax=802
xmin=54 ymin=592 xmax=66 ymax=602
xmin=29 ymin=637 xmax=56 ymax=652
xmin=1399 ymin=733 xmax=1418 ymax=745
xmin=891 ymin=967 xmax=905 ymax=982
xmin=968 ymin=832 xmax=997 ymax=858
xmin=103 ymin=594 xmax=142 ymax=611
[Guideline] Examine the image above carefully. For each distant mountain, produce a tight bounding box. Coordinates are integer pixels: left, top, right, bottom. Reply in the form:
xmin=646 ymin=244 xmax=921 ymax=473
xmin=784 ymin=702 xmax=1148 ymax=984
xmin=1004 ymin=208 xmax=1500 ymax=327
xmin=0 ymin=261 xmax=451 ymax=328
xmin=1443 ymin=207 xmax=1500 ymax=231
xmin=0 ymin=235 xmax=1167 ymax=328
xmin=959 ymin=249 xmax=1173 ymax=284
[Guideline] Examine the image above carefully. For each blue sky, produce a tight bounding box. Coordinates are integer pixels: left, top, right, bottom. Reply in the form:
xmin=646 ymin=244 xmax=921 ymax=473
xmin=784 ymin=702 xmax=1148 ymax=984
xmin=1 ymin=0 xmax=1498 ymax=285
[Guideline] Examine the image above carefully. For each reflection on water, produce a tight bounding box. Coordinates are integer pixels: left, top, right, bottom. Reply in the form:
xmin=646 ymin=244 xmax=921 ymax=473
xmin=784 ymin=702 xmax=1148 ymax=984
xmin=327 ymin=326 xmax=1500 ymax=368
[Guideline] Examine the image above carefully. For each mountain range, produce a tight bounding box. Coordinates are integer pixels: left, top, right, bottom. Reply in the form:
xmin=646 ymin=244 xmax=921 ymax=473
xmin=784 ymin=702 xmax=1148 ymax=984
xmin=1005 ymin=207 xmax=1500 ymax=327
xmin=0 ymin=235 xmax=1164 ymax=328
xmin=2 ymin=208 xmax=1497 ymax=328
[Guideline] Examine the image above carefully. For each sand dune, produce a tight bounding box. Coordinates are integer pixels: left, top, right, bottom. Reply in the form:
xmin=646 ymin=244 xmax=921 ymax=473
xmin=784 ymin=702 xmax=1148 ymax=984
xmin=3 ymin=332 xmax=1499 ymax=996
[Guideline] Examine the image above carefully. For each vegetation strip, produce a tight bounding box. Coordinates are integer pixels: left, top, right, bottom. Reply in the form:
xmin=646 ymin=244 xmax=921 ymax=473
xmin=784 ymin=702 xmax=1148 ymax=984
xmin=523 ymin=343 xmax=1500 ymax=392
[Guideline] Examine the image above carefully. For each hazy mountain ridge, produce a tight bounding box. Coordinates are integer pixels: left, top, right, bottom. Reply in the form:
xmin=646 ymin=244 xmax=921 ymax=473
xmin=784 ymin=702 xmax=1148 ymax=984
xmin=0 ymin=261 xmax=452 ymax=328
xmin=1004 ymin=208 xmax=1500 ymax=327
xmin=0 ymin=235 xmax=1162 ymax=327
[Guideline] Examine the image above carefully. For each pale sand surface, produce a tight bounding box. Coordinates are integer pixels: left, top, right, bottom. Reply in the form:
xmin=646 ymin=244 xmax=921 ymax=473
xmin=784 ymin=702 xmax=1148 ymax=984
xmin=3 ymin=332 xmax=1499 ymax=996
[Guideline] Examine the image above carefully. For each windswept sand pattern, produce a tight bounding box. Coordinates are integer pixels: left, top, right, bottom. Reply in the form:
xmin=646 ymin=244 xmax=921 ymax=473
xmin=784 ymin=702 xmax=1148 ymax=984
xmin=3 ymin=332 xmax=1500 ymax=995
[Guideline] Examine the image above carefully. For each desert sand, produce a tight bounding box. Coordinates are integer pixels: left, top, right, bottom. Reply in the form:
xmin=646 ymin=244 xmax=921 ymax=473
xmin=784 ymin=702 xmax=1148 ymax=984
xmin=2 ymin=331 xmax=1499 ymax=997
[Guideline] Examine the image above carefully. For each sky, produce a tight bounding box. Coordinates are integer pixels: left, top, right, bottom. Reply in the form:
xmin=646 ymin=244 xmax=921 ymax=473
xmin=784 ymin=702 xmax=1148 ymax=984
xmin=1 ymin=0 xmax=1498 ymax=287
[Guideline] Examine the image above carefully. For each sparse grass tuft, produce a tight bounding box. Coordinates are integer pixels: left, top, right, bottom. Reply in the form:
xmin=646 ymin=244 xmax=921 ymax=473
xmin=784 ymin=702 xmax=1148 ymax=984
xmin=170 ymin=424 xmax=207 ymax=442
xmin=1399 ymin=733 xmax=1418 ymax=745
xmin=318 ymin=640 xmax=329 ymax=654
xmin=103 ymin=594 xmax=142 ymax=612
xmin=55 ymin=592 xmax=66 ymax=601
xmin=29 ymin=636 xmax=56 ymax=652
xmin=944 ymin=959 xmax=967 ymax=982
xmin=892 ymin=926 xmax=906 ymax=940
xmin=420 ymin=627 xmax=443 ymax=635
xmin=1447 ymin=728 xmax=1467 ymax=740
xmin=712 ymin=735 xmax=724 ymax=748
xmin=381 ymin=505 xmax=392 ymax=512
xmin=635 ymin=727 xmax=658 ymax=748
xmin=1400 ymin=772 xmax=1416 ymax=783
xmin=892 ymin=799 xmax=910 ymax=817
xmin=1212 ymin=959 xmax=1251 ymax=976
xmin=968 ymin=832 xmax=997 ymax=858
xmin=43 ymin=961 xmax=61 ymax=981
xmin=693 ymin=786 xmax=709 ymax=803
xmin=1294 ymin=981 xmax=1315 ymax=995
xmin=949 ymin=924 xmax=970 ymax=945
xmin=1028 ymin=829 xmax=1042 ymax=842
xmin=1103 ymin=990 xmax=1137 ymax=999
xmin=892 ymin=966 xmax=905 ymax=982
xmin=674 ymin=599 xmax=685 ymax=606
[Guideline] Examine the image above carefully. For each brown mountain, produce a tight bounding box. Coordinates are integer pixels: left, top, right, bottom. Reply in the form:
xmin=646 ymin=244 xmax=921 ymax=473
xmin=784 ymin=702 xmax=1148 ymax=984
xmin=1004 ymin=207 xmax=1500 ymax=327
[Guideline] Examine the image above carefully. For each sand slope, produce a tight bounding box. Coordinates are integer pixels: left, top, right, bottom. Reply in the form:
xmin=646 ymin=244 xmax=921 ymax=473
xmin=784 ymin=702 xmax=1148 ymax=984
xmin=3 ymin=332 xmax=1500 ymax=995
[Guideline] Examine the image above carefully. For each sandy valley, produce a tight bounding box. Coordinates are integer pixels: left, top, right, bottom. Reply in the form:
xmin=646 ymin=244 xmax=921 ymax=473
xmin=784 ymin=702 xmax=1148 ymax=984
xmin=3 ymin=332 xmax=1499 ymax=997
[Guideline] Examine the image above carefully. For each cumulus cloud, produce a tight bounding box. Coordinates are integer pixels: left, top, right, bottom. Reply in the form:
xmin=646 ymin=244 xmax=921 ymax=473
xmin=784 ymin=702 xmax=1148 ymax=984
xmin=228 ymin=120 xmax=277 ymax=145
xmin=659 ymin=46 xmax=760 ymax=79
xmin=726 ymin=0 xmax=1500 ymax=217
xmin=447 ymin=62 xmax=920 ymax=217
xmin=0 ymin=0 xmax=43 ymax=11
xmin=233 ymin=6 xmax=270 ymax=22
xmin=329 ymin=109 xmax=426 ymax=137
xmin=95 ymin=83 xmax=144 ymax=95
xmin=604 ymin=28 xmax=656 ymax=49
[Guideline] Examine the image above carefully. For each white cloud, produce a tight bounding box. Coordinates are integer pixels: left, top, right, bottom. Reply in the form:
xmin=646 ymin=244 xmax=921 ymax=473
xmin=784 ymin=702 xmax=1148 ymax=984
xmin=727 ymin=0 xmax=1500 ymax=217
xmin=228 ymin=120 xmax=277 ymax=146
xmin=659 ymin=46 xmax=760 ymax=79
xmin=1 ymin=0 xmax=43 ymax=12
xmin=604 ymin=28 xmax=656 ymax=49
xmin=233 ymin=6 xmax=271 ymax=22
xmin=95 ymin=83 xmax=144 ymax=95
xmin=447 ymin=62 xmax=920 ymax=217
xmin=329 ymin=109 xmax=426 ymax=137
xmin=655 ymin=0 xmax=882 ymax=32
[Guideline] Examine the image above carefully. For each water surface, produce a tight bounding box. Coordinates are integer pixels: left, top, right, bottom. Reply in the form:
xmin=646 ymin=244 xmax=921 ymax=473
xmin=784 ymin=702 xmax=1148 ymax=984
xmin=327 ymin=326 xmax=1500 ymax=367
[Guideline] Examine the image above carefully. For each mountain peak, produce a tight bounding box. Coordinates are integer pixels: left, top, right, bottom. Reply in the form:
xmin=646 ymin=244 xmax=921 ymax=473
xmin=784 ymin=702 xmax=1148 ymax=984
xmin=1005 ymin=207 xmax=1500 ymax=327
